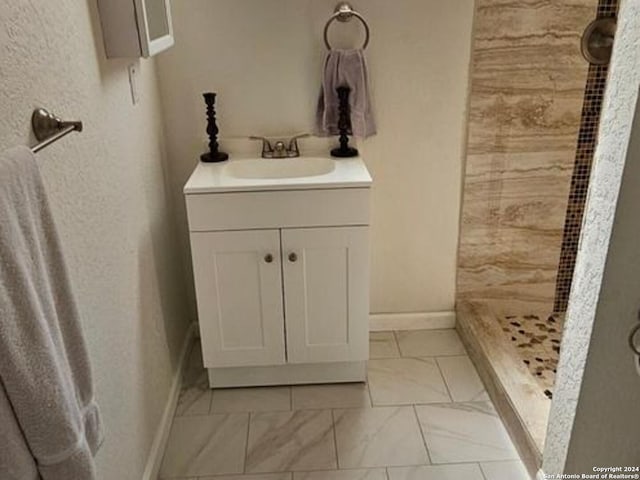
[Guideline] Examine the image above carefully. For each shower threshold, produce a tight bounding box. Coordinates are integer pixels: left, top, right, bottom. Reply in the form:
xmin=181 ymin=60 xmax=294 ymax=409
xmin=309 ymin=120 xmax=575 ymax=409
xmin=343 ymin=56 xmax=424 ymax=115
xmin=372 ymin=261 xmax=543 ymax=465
xmin=456 ymin=301 xmax=551 ymax=477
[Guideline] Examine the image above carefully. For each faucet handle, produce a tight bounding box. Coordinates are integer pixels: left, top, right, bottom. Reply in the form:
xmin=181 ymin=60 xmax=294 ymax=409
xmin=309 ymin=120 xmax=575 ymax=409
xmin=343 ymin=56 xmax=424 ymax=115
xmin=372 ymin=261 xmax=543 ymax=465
xmin=249 ymin=136 xmax=274 ymax=155
xmin=288 ymin=133 xmax=311 ymax=156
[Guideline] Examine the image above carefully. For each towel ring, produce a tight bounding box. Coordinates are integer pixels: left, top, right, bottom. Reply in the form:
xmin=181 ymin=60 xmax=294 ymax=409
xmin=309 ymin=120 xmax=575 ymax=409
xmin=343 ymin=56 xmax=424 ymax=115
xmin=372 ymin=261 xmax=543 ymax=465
xmin=324 ymin=2 xmax=370 ymax=50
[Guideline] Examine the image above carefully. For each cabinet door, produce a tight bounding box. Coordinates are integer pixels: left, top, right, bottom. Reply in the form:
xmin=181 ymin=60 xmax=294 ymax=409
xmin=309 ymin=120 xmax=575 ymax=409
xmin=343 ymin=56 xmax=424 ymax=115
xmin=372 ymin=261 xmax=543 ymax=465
xmin=190 ymin=230 xmax=285 ymax=367
xmin=282 ymin=227 xmax=370 ymax=364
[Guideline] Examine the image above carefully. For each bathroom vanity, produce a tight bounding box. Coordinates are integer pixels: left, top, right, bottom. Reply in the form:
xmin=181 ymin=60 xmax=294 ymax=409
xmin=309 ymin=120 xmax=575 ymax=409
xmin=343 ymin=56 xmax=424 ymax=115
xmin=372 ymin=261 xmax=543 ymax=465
xmin=184 ymin=156 xmax=372 ymax=387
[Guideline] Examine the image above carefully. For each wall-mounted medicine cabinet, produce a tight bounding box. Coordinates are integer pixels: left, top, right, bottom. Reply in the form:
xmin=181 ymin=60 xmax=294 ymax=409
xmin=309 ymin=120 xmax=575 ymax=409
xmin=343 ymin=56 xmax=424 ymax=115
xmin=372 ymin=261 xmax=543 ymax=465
xmin=97 ymin=0 xmax=174 ymax=58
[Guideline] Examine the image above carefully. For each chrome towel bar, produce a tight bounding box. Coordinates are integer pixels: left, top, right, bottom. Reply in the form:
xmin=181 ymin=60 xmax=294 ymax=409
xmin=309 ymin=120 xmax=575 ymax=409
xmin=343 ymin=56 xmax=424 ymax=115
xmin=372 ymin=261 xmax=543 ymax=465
xmin=30 ymin=108 xmax=83 ymax=154
xmin=324 ymin=2 xmax=370 ymax=51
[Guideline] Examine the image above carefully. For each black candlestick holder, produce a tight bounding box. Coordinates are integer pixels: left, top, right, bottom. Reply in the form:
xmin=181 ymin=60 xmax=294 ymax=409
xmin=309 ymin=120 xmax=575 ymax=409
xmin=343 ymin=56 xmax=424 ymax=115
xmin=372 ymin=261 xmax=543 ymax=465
xmin=331 ymin=86 xmax=359 ymax=158
xmin=200 ymin=92 xmax=229 ymax=163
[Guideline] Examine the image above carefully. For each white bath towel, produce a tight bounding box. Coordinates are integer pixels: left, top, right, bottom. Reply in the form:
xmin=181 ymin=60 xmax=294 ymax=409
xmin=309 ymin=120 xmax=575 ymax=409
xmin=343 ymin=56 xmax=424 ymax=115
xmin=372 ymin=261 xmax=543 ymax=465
xmin=0 ymin=146 xmax=103 ymax=480
xmin=316 ymin=49 xmax=376 ymax=138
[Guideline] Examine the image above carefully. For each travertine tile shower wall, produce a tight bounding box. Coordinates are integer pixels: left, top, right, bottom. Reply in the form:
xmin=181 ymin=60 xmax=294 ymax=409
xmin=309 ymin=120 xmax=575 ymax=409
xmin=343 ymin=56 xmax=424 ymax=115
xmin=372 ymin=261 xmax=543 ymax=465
xmin=457 ymin=0 xmax=597 ymax=315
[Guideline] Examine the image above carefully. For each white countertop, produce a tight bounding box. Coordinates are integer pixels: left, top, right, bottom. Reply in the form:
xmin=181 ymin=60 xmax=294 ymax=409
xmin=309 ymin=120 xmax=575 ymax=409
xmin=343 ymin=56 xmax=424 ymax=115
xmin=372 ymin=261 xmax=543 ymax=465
xmin=184 ymin=154 xmax=373 ymax=194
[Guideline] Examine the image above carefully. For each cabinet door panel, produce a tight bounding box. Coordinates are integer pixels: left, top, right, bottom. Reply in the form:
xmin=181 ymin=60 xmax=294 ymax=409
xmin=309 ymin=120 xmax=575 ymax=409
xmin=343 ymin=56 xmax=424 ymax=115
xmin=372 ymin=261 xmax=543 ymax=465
xmin=191 ymin=230 xmax=285 ymax=367
xmin=282 ymin=227 xmax=370 ymax=364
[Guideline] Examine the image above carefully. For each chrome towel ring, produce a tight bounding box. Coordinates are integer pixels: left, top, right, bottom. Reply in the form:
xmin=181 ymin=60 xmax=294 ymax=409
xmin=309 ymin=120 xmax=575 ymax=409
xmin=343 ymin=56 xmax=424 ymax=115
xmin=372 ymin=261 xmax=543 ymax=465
xmin=324 ymin=2 xmax=370 ymax=50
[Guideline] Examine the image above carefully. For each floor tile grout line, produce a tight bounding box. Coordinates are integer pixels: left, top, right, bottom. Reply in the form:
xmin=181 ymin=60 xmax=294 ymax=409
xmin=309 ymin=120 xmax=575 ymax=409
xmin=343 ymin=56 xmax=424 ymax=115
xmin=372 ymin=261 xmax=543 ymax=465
xmin=332 ymin=399 xmax=497 ymax=411
xmin=414 ymin=353 xmax=474 ymax=358
xmin=478 ymin=461 xmax=489 ymax=480
xmin=480 ymin=459 xmax=523 ymax=464
xmin=365 ymin=379 xmax=374 ymax=408
xmin=417 ymin=459 xmax=514 ymax=466
xmin=284 ymin=466 xmax=402 ymax=474
xmin=392 ymin=329 xmax=468 ymax=358
xmin=411 ymin=399 xmax=493 ymax=408
xmin=391 ymin=330 xmax=401 ymax=357
xmin=207 ymin=385 xmax=214 ymax=415
xmin=186 ymin=399 xmax=498 ymax=418
xmin=373 ymin=353 xmax=477 ymax=360
xmin=289 ymin=386 xmax=293 ymax=411
xmin=243 ymin=411 xmax=251 ymax=474
xmin=369 ymin=359 xmax=452 ymax=406
xmin=179 ymin=460 xmax=510 ymax=479
xmin=433 ymin=357 xmax=455 ymax=403
xmin=365 ymin=373 xmax=375 ymax=407
xmin=330 ymin=409 xmax=341 ymax=470
xmin=295 ymin=404 xmax=374 ymax=411
xmin=412 ymin=404 xmax=433 ymax=465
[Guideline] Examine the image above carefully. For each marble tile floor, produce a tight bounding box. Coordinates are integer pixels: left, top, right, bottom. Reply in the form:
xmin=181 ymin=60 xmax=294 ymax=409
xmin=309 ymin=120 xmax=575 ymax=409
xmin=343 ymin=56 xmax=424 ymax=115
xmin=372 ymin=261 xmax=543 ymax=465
xmin=159 ymin=330 xmax=532 ymax=480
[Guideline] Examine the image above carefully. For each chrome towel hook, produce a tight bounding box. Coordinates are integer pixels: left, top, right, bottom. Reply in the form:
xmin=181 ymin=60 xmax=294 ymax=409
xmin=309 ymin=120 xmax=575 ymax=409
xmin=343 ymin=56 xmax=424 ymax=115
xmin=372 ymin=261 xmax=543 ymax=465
xmin=323 ymin=2 xmax=370 ymax=50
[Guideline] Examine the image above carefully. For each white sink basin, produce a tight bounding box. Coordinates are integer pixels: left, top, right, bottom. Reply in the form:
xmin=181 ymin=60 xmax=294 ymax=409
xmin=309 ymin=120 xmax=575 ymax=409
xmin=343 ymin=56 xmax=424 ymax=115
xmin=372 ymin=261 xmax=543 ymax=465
xmin=184 ymin=154 xmax=371 ymax=194
xmin=225 ymin=157 xmax=336 ymax=179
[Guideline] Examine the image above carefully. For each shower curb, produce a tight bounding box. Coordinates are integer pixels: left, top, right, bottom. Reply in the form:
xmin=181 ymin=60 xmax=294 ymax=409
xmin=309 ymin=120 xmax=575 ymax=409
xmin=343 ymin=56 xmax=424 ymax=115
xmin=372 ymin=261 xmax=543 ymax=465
xmin=456 ymin=301 xmax=549 ymax=478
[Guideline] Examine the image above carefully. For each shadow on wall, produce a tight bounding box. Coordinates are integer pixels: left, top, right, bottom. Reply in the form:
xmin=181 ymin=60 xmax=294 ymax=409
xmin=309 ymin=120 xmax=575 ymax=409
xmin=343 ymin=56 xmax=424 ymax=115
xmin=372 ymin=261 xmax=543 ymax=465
xmin=134 ymin=145 xmax=194 ymax=463
xmin=85 ymin=0 xmax=197 ymax=326
xmin=80 ymin=0 xmax=193 ymax=474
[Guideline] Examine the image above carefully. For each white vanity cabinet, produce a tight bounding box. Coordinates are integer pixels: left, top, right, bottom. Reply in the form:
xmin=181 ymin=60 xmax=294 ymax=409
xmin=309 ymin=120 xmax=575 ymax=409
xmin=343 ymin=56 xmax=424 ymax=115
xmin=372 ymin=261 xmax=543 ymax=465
xmin=184 ymin=157 xmax=372 ymax=387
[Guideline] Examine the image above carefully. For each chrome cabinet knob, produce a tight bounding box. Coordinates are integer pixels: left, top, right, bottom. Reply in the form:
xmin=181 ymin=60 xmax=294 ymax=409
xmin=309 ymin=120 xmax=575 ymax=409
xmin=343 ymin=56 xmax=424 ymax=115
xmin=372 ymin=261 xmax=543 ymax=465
xmin=264 ymin=254 xmax=274 ymax=264
xmin=288 ymin=252 xmax=298 ymax=262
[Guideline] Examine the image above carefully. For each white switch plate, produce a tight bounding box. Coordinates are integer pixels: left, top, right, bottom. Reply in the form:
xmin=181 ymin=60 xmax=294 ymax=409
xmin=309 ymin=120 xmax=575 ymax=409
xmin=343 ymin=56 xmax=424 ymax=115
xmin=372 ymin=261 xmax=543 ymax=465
xmin=128 ymin=63 xmax=140 ymax=105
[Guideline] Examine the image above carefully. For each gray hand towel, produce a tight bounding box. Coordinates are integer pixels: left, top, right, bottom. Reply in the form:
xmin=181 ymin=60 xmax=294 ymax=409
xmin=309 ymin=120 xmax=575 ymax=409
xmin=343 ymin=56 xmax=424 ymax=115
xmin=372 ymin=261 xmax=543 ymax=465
xmin=316 ymin=49 xmax=376 ymax=138
xmin=0 ymin=146 xmax=103 ymax=480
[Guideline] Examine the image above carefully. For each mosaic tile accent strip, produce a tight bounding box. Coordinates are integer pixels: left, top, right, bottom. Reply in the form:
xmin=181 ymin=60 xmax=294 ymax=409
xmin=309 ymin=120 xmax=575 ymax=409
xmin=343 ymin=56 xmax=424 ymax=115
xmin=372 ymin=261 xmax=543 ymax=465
xmin=498 ymin=313 xmax=564 ymax=398
xmin=553 ymin=0 xmax=619 ymax=313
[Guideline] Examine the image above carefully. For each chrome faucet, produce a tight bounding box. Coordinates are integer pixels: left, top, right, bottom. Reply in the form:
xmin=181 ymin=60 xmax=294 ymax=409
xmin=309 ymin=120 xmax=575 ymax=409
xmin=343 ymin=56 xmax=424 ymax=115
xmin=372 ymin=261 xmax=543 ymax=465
xmin=250 ymin=133 xmax=311 ymax=158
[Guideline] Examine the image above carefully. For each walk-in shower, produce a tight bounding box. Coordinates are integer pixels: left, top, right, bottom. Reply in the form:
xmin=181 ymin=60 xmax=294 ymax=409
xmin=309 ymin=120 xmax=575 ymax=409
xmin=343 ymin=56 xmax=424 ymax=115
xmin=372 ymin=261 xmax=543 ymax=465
xmin=455 ymin=0 xmax=618 ymax=473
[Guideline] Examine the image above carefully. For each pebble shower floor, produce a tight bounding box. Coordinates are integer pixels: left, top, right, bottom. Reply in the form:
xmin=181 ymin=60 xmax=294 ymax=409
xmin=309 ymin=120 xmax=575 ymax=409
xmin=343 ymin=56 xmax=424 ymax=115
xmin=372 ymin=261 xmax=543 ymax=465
xmin=498 ymin=313 xmax=564 ymax=399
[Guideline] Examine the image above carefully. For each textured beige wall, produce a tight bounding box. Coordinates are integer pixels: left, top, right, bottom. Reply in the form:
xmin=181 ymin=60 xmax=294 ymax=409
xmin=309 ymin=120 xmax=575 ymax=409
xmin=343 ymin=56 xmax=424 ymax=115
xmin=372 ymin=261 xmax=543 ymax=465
xmin=157 ymin=0 xmax=475 ymax=316
xmin=0 ymin=1 xmax=190 ymax=479
xmin=544 ymin=0 xmax=640 ymax=473
xmin=457 ymin=0 xmax=595 ymax=314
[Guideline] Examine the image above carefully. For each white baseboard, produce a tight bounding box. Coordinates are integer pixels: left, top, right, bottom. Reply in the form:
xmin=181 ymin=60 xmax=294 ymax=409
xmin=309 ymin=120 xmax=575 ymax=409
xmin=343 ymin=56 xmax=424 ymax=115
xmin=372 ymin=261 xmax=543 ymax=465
xmin=369 ymin=311 xmax=456 ymax=332
xmin=142 ymin=321 xmax=197 ymax=480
